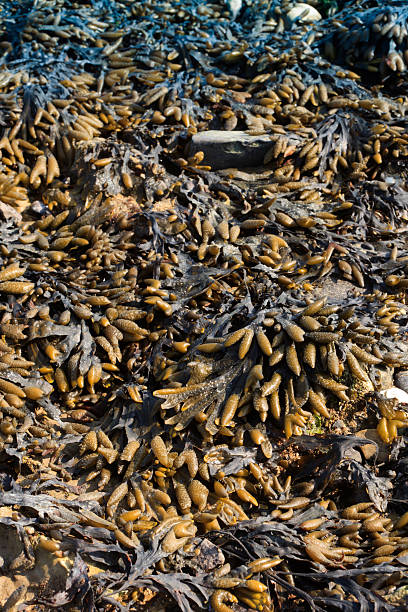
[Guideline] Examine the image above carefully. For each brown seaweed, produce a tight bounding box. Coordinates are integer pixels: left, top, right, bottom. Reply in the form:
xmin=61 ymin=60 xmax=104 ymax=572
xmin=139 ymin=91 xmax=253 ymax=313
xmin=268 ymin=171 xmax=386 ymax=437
xmin=0 ymin=0 xmax=407 ymax=609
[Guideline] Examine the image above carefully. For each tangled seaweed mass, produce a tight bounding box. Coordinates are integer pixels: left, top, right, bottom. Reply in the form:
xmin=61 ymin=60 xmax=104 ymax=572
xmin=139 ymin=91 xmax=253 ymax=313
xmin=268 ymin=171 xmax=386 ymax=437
xmin=1 ymin=0 xmax=408 ymax=609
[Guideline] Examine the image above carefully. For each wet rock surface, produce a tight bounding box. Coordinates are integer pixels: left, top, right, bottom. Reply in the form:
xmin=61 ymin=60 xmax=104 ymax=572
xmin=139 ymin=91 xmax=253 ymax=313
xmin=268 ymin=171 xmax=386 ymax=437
xmin=187 ymin=130 xmax=276 ymax=170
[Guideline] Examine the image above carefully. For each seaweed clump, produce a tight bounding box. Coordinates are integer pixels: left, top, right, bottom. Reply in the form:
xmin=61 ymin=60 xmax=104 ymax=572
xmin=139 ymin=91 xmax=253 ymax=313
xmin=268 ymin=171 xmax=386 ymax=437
xmin=0 ymin=0 xmax=407 ymax=610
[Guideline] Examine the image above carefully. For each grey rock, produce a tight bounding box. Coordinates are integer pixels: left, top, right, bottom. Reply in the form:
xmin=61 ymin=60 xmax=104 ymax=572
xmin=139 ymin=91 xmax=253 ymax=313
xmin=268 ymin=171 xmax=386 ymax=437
xmin=395 ymin=370 xmax=408 ymax=394
xmin=194 ymin=538 xmax=225 ymax=572
xmin=186 ymin=130 xmax=275 ymax=170
xmin=345 ymin=448 xmax=364 ymax=462
xmin=314 ymin=279 xmax=364 ymax=302
xmin=372 ymin=365 xmax=394 ymax=391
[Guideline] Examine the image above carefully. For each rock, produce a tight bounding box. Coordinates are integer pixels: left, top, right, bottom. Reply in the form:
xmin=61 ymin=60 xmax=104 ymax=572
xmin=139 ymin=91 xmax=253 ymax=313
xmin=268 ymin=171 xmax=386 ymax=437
xmin=286 ymin=3 xmax=322 ymax=23
xmin=345 ymin=448 xmax=364 ymax=462
xmin=226 ymin=0 xmax=242 ymax=19
xmin=372 ymin=365 xmax=394 ymax=391
xmin=397 ymin=457 xmax=408 ymax=474
xmin=332 ymin=419 xmax=347 ymax=434
xmin=194 ymin=538 xmax=225 ymax=572
xmin=186 ymin=131 xmax=276 ymax=170
xmin=380 ymin=386 xmax=408 ymax=404
xmin=395 ymin=371 xmax=408 ymax=394
xmin=314 ymin=279 xmax=364 ymax=302
xmin=356 ymin=429 xmax=389 ymax=463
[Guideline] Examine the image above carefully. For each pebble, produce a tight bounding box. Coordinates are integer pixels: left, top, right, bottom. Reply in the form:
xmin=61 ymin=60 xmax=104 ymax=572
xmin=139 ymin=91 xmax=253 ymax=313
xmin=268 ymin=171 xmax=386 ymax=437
xmin=395 ymin=371 xmax=408 ymax=394
xmin=356 ymin=429 xmax=389 ymax=463
xmin=226 ymin=0 xmax=242 ymax=19
xmin=286 ymin=3 xmax=322 ymax=23
xmin=194 ymin=538 xmax=225 ymax=572
xmin=380 ymin=386 xmax=408 ymax=404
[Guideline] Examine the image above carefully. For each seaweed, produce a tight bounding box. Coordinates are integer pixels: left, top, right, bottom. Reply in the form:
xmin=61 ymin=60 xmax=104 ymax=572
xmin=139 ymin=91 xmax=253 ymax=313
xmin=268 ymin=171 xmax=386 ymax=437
xmin=37 ymin=554 xmax=95 ymax=610
xmin=0 ymin=0 xmax=407 ymax=609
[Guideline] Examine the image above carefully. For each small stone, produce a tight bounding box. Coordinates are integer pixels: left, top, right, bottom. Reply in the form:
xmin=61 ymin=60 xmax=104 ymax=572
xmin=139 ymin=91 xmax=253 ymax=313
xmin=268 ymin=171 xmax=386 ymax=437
xmin=372 ymin=365 xmax=394 ymax=391
xmin=332 ymin=419 xmax=347 ymax=433
xmin=287 ymin=3 xmax=322 ymax=23
xmin=345 ymin=448 xmax=363 ymax=462
xmin=226 ymin=0 xmax=242 ymax=19
xmin=186 ymin=130 xmax=276 ymax=170
xmin=194 ymin=538 xmax=225 ymax=572
xmin=357 ymin=429 xmax=389 ymax=463
xmin=380 ymin=386 xmax=408 ymax=404
xmin=395 ymin=371 xmax=408 ymax=394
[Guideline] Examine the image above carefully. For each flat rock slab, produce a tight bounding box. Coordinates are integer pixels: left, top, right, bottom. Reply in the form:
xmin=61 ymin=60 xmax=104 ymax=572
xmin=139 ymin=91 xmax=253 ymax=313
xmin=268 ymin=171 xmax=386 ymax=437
xmin=186 ymin=130 xmax=275 ymax=170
